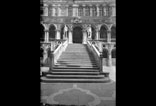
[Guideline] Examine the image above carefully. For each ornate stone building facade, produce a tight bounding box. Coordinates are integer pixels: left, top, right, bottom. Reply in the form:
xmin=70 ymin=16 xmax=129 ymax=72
xmin=40 ymin=0 xmax=116 ymax=66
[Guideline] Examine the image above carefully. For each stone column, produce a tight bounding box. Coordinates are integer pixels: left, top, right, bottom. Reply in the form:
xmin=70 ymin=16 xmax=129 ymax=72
xmin=68 ymin=30 xmax=73 ymax=44
xmin=68 ymin=25 xmax=73 ymax=44
xmin=112 ymin=6 xmax=116 ymax=16
xmin=82 ymin=28 xmax=87 ymax=44
xmin=56 ymin=29 xmax=61 ymax=39
xmin=95 ymin=25 xmax=100 ymax=40
xmin=96 ymin=5 xmax=99 ymax=17
xmin=48 ymin=5 xmax=52 ymax=17
xmin=107 ymin=29 xmax=111 ymax=43
xmin=103 ymin=6 xmax=106 ymax=16
xmin=58 ymin=6 xmax=61 ymax=16
xmin=45 ymin=30 xmax=49 ymax=42
xmin=108 ymin=48 xmax=112 ymax=67
xmin=43 ymin=24 xmax=50 ymax=42
xmin=44 ymin=4 xmax=48 ymax=16
xmin=52 ymin=5 xmax=56 ymax=16
xmin=66 ymin=6 xmax=68 ymax=16
xmin=83 ymin=5 xmax=86 ymax=16
xmin=90 ymin=5 xmax=92 ymax=17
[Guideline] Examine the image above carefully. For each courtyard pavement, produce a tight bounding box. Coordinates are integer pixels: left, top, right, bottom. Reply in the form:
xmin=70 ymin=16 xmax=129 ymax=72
xmin=41 ymin=66 xmax=116 ymax=106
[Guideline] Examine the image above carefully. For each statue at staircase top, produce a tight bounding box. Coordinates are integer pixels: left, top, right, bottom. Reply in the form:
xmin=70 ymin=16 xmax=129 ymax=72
xmin=87 ymin=25 xmax=92 ymax=39
xmin=63 ymin=25 xmax=68 ymax=39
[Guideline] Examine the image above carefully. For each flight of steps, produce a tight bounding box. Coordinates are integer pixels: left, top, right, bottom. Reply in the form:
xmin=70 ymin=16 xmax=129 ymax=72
xmin=41 ymin=44 xmax=110 ymax=83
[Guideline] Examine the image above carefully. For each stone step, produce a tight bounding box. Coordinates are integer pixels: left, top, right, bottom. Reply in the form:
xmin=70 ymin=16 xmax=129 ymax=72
xmin=47 ymin=71 xmax=100 ymax=75
xmin=45 ymin=74 xmax=105 ymax=79
xmin=54 ymin=66 xmax=99 ymax=69
xmin=51 ymin=68 xmax=99 ymax=72
xmin=56 ymin=61 xmax=97 ymax=64
xmin=55 ymin=63 xmax=98 ymax=66
xmin=41 ymin=77 xmax=110 ymax=83
xmin=57 ymin=59 xmax=95 ymax=61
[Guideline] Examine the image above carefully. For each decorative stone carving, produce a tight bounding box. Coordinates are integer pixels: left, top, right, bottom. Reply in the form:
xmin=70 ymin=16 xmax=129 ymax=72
xmin=71 ymin=17 xmax=82 ymax=24
xmin=67 ymin=24 xmax=73 ymax=31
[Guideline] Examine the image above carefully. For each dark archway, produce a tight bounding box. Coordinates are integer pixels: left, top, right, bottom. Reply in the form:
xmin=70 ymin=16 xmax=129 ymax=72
xmin=103 ymin=48 xmax=108 ymax=58
xmin=111 ymin=26 xmax=116 ymax=39
xmin=61 ymin=25 xmax=64 ymax=39
xmin=91 ymin=26 xmax=96 ymax=40
xmin=100 ymin=25 xmax=107 ymax=39
xmin=112 ymin=49 xmax=116 ymax=58
xmin=40 ymin=24 xmax=44 ymax=42
xmin=73 ymin=26 xmax=83 ymax=43
xmin=49 ymin=25 xmax=56 ymax=41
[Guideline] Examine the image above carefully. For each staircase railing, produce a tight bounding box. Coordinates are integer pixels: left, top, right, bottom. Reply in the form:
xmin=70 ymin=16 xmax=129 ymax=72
xmin=87 ymin=40 xmax=103 ymax=72
xmin=50 ymin=39 xmax=68 ymax=69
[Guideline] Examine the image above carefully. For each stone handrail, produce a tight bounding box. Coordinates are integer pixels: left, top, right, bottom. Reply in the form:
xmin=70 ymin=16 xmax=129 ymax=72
xmin=52 ymin=40 xmax=68 ymax=66
xmin=87 ymin=40 xmax=103 ymax=72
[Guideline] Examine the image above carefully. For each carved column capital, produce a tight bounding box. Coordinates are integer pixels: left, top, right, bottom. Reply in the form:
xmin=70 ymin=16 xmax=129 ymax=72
xmin=43 ymin=23 xmax=50 ymax=30
xmin=95 ymin=25 xmax=101 ymax=32
xmin=67 ymin=24 xmax=73 ymax=32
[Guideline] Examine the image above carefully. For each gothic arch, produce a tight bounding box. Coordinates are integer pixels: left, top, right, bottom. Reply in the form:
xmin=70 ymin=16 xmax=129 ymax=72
xmin=100 ymin=23 xmax=109 ymax=30
xmin=103 ymin=48 xmax=108 ymax=58
xmin=73 ymin=26 xmax=83 ymax=43
xmin=40 ymin=24 xmax=44 ymax=41
xmin=49 ymin=24 xmax=56 ymax=41
xmin=100 ymin=25 xmax=107 ymax=39
xmin=111 ymin=25 xmax=116 ymax=39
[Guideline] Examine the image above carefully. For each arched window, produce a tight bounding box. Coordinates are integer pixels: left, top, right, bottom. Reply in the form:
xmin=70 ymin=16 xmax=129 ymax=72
xmin=85 ymin=6 xmax=90 ymax=16
xmin=99 ymin=6 xmax=103 ymax=16
xmin=78 ymin=6 xmax=83 ymax=16
xmin=112 ymin=49 xmax=116 ymax=58
xmin=111 ymin=26 xmax=116 ymax=39
xmin=92 ymin=6 xmax=97 ymax=16
xmin=49 ymin=25 xmax=56 ymax=41
xmin=68 ymin=6 xmax=73 ymax=16
xmin=100 ymin=25 xmax=107 ymax=39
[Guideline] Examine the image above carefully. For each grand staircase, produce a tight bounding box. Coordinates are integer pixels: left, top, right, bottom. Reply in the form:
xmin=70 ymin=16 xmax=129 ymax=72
xmin=41 ymin=44 xmax=110 ymax=83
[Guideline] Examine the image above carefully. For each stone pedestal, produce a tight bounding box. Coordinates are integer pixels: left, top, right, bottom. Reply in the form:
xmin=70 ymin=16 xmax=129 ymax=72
xmin=68 ymin=31 xmax=73 ymax=44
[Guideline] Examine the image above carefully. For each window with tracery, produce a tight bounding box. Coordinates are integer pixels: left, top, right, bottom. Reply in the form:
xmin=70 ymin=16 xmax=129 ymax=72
xmin=68 ymin=6 xmax=73 ymax=16
xmin=99 ymin=6 xmax=103 ymax=16
xmin=85 ymin=6 xmax=90 ymax=16
xmin=78 ymin=6 xmax=83 ymax=16
xmin=92 ymin=6 xmax=97 ymax=16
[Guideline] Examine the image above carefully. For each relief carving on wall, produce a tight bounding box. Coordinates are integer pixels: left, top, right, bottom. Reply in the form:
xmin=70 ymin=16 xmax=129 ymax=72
xmin=71 ymin=17 xmax=82 ymax=24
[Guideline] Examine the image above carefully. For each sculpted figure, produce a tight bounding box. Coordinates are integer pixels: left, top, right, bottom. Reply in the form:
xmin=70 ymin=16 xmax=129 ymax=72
xmin=87 ymin=25 xmax=92 ymax=39
xmin=64 ymin=25 xmax=68 ymax=39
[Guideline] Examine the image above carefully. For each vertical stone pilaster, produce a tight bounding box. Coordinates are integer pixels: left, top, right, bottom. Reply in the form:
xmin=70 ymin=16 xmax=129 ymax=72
xmin=82 ymin=29 xmax=87 ymax=44
xmin=66 ymin=5 xmax=68 ymax=16
xmin=43 ymin=23 xmax=50 ymax=42
xmin=95 ymin=25 xmax=100 ymax=40
xmin=56 ymin=30 xmax=61 ymax=39
xmin=108 ymin=49 xmax=112 ymax=67
xmin=90 ymin=5 xmax=93 ymax=17
xmin=68 ymin=24 xmax=73 ymax=44
xmin=107 ymin=30 xmax=111 ymax=43
xmin=83 ymin=5 xmax=86 ymax=16
xmin=96 ymin=5 xmax=99 ymax=17
xmin=44 ymin=4 xmax=48 ymax=16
